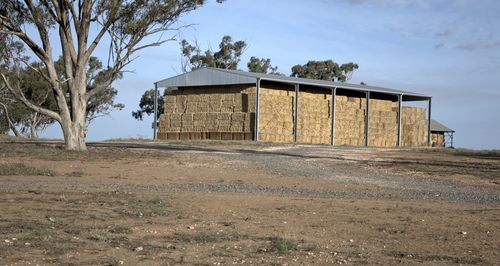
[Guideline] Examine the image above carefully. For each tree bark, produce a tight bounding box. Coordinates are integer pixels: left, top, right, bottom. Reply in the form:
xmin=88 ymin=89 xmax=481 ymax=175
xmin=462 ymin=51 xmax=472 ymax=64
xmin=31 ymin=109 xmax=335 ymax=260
xmin=29 ymin=112 xmax=38 ymax=139
xmin=61 ymin=70 xmax=88 ymax=151
xmin=60 ymin=116 xmax=87 ymax=151
xmin=30 ymin=123 xmax=37 ymax=138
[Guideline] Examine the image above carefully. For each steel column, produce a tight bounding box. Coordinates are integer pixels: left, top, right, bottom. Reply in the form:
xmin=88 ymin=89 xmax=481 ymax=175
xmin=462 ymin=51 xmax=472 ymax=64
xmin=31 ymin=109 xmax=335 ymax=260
xmin=254 ymin=78 xmax=261 ymax=141
xmin=294 ymin=84 xmax=299 ymax=144
xmin=330 ymin=87 xmax=337 ymax=146
xmin=365 ymin=91 xmax=370 ymax=147
xmin=427 ymin=97 xmax=432 ymax=146
xmin=397 ymin=94 xmax=403 ymax=147
xmin=153 ymin=83 xmax=158 ymax=140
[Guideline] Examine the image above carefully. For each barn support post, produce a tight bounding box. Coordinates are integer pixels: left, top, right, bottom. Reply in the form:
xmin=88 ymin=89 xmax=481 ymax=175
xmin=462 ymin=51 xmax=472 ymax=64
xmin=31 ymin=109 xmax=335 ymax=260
xmin=427 ymin=97 xmax=432 ymax=146
xmin=365 ymin=91 xmax=370 ymax=147
xmin=153 ymin=83 xmax=158 ymax=140
xmin=254 ymin=78 xmax=261 ymax=141
xmin=294 ymin=83 xmax=299 ymax=144
xmin=450 ymin=132 xmax=454 ymax=148
xmin=397 ymin=94 xmax=403 ymax=147
xmin=330 ymin=87 xmax=337 ymax=146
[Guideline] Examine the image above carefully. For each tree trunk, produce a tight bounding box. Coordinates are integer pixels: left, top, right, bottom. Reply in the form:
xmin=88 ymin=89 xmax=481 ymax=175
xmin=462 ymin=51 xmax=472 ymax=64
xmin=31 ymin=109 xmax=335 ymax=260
xmin=30 ymin=123 xmax=37 ymax=139
xmin=60 ymin=118 xmax=87 ymax=151
xmin=0 ymin=103 xmax=22 ymax=138
xmin=9 ymin=123 xmax=22 ymax=138
xmin=60 ymin=72 xmax=88 ymax=151
xmin=30 ymin=113 xmax=39 ymax=139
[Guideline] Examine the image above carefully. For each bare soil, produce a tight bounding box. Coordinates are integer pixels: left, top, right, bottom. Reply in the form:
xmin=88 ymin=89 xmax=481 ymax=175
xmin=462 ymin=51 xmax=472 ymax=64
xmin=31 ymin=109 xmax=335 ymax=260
xmin=0 ymin=140 xmax=499 ymax=265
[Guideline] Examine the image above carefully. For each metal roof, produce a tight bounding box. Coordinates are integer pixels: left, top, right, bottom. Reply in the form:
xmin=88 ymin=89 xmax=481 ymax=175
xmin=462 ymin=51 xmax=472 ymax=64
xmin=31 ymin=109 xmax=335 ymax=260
xmin=155 ymin=67 xmax=430 ymax=100
xmin=430 ymin=119 xmax=454 ymax=132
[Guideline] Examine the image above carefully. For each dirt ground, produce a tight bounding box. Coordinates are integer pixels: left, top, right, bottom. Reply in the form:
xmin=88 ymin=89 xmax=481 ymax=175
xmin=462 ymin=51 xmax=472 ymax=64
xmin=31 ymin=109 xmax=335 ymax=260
xmin=0 ymin=140 xmax=499 ymax=265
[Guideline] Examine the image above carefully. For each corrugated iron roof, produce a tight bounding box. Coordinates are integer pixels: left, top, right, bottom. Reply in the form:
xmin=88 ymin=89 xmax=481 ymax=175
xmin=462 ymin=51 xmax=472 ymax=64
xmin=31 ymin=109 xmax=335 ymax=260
xmin=431 ymin=119 xmax=454 ymax=132
xmin=156 ymin=67 xmax=430 ymax=100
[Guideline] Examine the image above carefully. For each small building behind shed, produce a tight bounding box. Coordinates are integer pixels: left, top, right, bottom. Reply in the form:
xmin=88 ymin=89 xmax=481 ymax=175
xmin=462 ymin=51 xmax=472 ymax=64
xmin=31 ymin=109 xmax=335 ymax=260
xmin=430 ymin=119 xmax=455 ymax=147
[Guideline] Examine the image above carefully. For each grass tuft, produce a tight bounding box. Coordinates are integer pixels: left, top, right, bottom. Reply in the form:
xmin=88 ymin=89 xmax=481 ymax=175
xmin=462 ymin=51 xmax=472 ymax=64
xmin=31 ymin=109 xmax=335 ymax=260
xmin=173 ymin=231 xmax=222 ymax=243
xmin=66 ymin=169 xmax=85 ymax=177
xmin=0 ymin=163 xmax=56 ymax=176
xmin=108 ymin=225 xmax=133 ymax=234
xmin=269 ymin=236 xmax=298 ymax=254
xmin=193 ymin=231 xmax=221 ymax=243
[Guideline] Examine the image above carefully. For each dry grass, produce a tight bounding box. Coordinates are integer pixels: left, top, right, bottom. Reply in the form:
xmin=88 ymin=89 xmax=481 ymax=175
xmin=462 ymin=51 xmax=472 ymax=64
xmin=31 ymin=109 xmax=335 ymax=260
xmin=0 ymin=163 xmax=55 ymax=176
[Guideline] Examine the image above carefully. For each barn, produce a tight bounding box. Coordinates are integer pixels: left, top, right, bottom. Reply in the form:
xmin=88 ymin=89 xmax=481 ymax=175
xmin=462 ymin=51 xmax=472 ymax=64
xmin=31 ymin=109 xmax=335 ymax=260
xmin=154 ymin=67 xmax=432 ymax=147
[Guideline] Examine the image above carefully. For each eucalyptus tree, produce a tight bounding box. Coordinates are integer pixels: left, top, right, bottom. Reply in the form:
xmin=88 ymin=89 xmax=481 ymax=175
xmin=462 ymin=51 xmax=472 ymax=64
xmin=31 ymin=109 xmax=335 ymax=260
xmin=180 ymin=35 xmax=247 ymax=72
xmin=247 ymin=56 xmax=281 ymax=75
xmin=0 ymin=0 xmax=214 ymax=150
xmin=291 ymin=60 xmax=359 ymax=82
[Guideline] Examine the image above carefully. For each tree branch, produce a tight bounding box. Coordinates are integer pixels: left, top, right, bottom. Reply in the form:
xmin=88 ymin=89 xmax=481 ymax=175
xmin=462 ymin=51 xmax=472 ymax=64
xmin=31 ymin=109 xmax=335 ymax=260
xmin=23 ymin=0 xmax=53 ymax=57
xmin=1 ymin=73 xmax=61 ymax=123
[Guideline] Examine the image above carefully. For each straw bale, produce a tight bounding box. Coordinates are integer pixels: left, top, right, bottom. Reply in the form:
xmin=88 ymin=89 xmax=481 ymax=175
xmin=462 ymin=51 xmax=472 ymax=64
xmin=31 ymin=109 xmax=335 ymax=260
xmin=217 ymin=113 xmax=231 ymax=121
xmin=181 ymin=113 xmax=193 ymax=124
xmin=218 ymin=119 xmax=231 ymax=127
xmin=218 ymin=125 xmax=231 ymax=132
xmin=193 ymin=112 xmax=207 ymax=121
xmin=164 ymin=95 xmax=176 ymax=104
xmin=230 ymin=124 xmax=244 ymax=131
xmin=187 ymin=95 xmax=200 ymax=102
xmin=196 ymin=102 xmax=209 ymax=113
xmin=232 ymin=112 xmax=246 ymax=122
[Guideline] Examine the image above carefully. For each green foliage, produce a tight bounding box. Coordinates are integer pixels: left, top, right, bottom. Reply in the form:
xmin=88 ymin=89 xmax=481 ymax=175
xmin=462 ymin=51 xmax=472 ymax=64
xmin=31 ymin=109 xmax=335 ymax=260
xmin=132 ymin=88 xmax=167 ymax=122
xmin=85 ymin=57 xmax=125 ymax=125
xmin=291 ymin=60 xmax=359 ymax=82
xmin=247 ymin=56 xmax=281 ymax=75
xmin=181 ymin=35 xmax=247 ymax=71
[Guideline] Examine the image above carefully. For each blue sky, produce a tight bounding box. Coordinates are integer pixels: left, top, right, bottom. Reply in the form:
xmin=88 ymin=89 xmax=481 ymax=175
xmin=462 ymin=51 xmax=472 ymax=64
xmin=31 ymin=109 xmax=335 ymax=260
xmin=39 ymin=0 xmax=500 ymax=149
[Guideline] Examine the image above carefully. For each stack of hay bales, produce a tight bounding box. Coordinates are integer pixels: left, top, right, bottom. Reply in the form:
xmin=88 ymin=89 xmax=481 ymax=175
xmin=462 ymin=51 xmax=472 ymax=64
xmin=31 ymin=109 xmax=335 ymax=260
xmin=401 ymin=106 xmax=428 ymax=146
xmin=367 ymin=98 xmax=398 ymax=147
xmin=157 ymin=83 xmax=429 ymax=146
xmin=258 ymin=87 xmax=294 ymax=142
xmin=334 ymin=96 xmax=366 ymax=146
xmin=431 ymin=133 xmax=444 ymax=147
xmin=297 ymin=90 xmax=331 ymax=144
xmin=157 ymin=85 xmax=256 ymax=141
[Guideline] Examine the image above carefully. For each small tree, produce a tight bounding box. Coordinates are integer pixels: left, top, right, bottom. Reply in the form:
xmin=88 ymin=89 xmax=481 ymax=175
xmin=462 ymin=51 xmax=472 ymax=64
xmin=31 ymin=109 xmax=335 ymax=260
xmin=181 ymin=35 xmax=247 ymax=72
xmin=0 ymin=0 xmax=213 ymax=150
xmin=132 ymin=88 xmax=165 ymax=123
xmin=291 ymin=60 xmax=359 ymax=82
xmin=247 ymin=56 xmax=281 ymax=75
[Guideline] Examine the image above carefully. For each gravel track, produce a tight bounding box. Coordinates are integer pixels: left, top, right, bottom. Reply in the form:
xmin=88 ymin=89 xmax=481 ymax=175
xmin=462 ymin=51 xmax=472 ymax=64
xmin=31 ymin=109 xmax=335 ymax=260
xmin=1 ymin=179 xmax=499 ymax=205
